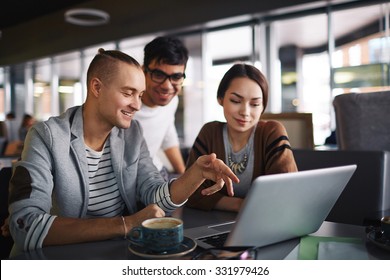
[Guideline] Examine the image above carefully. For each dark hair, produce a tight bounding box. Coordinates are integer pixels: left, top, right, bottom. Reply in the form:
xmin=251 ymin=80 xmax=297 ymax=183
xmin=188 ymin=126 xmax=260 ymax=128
xmin=6 ymin=112 xmax=16 ymax=119
xmin=143 ymin=36 xmax=189 ymax=68
xmin=217 ymin=63 xmax=269 ymax=113
xmin=21 ymin=114 xmax=34 ymax=127
xmin=87 ymin=48 xmax=141 ymax=86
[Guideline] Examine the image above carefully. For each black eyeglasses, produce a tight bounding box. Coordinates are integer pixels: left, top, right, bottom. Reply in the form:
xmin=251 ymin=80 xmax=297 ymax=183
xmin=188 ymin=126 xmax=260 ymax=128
xmin=145 ymin=67 xmax=186 ymax=85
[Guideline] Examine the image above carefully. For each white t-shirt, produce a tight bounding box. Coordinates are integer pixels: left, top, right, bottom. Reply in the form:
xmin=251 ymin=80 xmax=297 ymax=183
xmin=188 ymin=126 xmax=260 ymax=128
xmin=134 ymin=95 xmax=180 ymax=171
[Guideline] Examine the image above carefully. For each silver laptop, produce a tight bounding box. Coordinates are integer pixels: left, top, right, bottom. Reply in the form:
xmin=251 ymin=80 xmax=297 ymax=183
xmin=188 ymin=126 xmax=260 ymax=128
xmin=185 ymin=165 xmax=357 ymax=249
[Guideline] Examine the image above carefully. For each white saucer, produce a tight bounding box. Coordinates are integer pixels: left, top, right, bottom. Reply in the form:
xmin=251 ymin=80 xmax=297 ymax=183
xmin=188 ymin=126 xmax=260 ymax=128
xmin=128 ymin=236 xmax=197 ymax=259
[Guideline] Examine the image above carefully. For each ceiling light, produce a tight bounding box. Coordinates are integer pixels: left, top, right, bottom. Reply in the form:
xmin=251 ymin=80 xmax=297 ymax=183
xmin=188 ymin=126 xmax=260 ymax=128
xmin=65 ymin=8 xmax=110 ymax=26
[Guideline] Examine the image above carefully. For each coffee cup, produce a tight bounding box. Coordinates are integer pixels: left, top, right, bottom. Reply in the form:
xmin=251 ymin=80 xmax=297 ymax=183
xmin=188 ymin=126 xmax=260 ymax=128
xmin=128 ymin=217 xmax=183 ymax=252
xmin=381 ymin=216 xmax=390 ymax=240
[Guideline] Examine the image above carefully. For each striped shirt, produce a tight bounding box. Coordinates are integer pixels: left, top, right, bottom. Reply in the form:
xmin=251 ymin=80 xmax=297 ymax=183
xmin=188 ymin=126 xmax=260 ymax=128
xmin=85 ymin=139 xmax=125 ymax=218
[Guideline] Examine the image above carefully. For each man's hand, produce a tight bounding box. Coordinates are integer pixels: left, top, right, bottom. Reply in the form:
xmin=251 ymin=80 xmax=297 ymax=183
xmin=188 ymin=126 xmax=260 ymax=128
xmin=125 ymin=204 xmax=165 ymax=233
xmin=196 ymin=153 xmax=239 ymax=196
xmin=1 ymin=216 xmax=10 ymax=237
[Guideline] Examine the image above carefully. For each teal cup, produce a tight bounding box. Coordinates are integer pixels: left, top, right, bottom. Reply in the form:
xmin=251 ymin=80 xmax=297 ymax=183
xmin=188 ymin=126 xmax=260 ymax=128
xmin=129 ymin=217 xmax=184 ymax=253
xmin=381 ymin=216 xmax=390 ymax=240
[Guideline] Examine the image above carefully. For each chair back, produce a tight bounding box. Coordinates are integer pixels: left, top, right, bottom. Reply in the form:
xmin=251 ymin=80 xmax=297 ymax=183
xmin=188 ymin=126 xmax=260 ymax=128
xmin=333 ymin=91 xmax=390 ymax=151
xmin=261 ymin=112 xmax=314 ymax=149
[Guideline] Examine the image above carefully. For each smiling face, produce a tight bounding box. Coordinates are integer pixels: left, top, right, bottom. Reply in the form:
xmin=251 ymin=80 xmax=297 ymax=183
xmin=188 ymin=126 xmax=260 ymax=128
xmin=219 ymin=77 xmax=263 ymax=135
xmin=142 ymin=59 xmax=185 ymax=107
xmin=96 ymin=61 xmax=146 ymax=129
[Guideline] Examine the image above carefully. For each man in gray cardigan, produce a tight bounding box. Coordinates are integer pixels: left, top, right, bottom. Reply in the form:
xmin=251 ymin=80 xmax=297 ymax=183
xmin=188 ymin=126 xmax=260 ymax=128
xmin=6 ymin=48 xmax=238 ymax=253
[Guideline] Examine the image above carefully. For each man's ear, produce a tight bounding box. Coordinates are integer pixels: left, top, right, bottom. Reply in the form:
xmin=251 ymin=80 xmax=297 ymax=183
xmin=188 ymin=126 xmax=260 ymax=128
xmin=217 ymin=97 xmax=223 ymax=106
xmin=90 ymin=78 xmax=102 ymax=98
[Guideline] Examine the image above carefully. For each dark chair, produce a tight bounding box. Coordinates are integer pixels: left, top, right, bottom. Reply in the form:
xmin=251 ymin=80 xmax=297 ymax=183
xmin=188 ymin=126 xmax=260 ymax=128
xmin=0 ymin=167 xmax=14 ymax=259
xmin=333 ymin=91 xmax=390 ymax=151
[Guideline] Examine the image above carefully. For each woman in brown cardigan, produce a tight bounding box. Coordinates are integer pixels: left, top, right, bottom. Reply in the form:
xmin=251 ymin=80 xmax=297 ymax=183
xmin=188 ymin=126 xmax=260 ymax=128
xmin=186 ymin=63 xmax=297 ymax=212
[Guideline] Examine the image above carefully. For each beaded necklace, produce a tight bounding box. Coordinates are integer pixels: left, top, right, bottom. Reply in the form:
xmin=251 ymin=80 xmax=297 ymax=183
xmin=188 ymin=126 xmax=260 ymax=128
xmin=224 ymin=125 xmax=255 ymax=175
xmin=228 ymin=153 xmax=248 ymax=174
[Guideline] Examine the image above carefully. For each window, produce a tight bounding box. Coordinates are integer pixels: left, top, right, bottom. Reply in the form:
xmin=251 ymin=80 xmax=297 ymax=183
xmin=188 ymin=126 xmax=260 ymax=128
xmin=0 ymin=67 xmax=5 ymax=119
xmin=204 ymin=26 xmax=254 ymax=123
xmin=332 ymin=3 xmax=390 ymax=94
xmin=33 ymin=58 xmax=52 ymax=120
xmin=55 ymin=52 xmax=84 ymax=113
xmin=267 ymin=12 xmax=330 ymax=145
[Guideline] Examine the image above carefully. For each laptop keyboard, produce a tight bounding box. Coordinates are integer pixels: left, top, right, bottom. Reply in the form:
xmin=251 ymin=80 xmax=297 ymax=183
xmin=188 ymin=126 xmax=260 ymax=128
xmin=199 ymin=232 xmax=229 ymax=247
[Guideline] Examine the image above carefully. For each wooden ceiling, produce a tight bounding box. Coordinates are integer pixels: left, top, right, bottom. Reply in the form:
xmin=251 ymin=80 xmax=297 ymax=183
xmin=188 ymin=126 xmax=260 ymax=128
xmin=0 ymin=0 xmax=326 ymax=66
xmin=0 ymin=0 xmax=89 ymax=29
xmin=0 ymin=0 xmax=381 ymax=66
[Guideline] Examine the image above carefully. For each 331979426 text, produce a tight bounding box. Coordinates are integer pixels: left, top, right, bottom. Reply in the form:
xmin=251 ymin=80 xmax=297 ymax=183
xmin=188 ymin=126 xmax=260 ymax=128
xmin=122 ymin=265 xmax=270 ymax=277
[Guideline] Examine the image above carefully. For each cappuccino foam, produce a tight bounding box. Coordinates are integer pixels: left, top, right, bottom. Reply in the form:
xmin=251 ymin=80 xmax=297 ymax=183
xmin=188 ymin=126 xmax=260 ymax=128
xmin=144 ymin=219 xmax=182 ymax=229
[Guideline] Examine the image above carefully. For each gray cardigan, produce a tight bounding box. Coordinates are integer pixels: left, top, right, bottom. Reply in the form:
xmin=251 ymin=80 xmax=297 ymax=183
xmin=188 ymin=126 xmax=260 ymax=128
xmin=8 ymin=106 xmax=182 ymax=251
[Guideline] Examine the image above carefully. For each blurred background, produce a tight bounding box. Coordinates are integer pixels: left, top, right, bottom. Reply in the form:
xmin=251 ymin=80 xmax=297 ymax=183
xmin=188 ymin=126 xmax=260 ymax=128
xmin=0 ymin=0 xmax=389 ymax=148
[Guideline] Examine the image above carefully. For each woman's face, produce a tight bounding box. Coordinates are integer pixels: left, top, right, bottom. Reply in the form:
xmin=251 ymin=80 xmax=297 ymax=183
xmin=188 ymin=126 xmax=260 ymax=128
xmin=219 ymin=77 xmax=263 ymax=134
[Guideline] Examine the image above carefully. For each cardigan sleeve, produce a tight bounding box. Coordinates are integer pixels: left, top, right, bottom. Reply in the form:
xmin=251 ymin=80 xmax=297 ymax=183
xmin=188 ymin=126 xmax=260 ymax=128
xmin=260 ymin=120 xmax=298 ymax=175
xmin=185 ymin=122 xmax=227 ymax=211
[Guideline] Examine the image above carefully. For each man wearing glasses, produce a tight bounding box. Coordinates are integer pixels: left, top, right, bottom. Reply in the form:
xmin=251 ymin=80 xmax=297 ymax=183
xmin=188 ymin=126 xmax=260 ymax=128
xmin=134 ymin=36 xmax=188 ymax=179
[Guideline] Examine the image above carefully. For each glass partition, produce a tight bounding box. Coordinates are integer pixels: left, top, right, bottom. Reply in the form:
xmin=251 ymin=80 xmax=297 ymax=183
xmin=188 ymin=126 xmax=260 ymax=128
xmin=204 ymin=26 xmax=254 ymax=123
xmin=119 ymin=35 xmax=156 ymax=65
xmin=332 ymin=3 xmax=390 ymax=94
xmin=0 ymin=67 xmax=4 ymax=119
xmin=55 ymin=51 xmax=84 ymax=114
xmin=33 ymin=58 xmax=52 ymax=121
xmin=267 ymin=12 xmax=329 ymax=145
